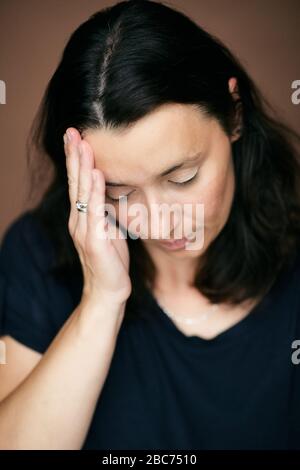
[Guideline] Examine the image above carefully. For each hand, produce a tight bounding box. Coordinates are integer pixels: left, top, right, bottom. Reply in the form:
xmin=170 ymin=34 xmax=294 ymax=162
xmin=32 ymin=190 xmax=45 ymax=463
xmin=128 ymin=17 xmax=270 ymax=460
xmin=64 ymin=127 xmax=132 ymax=306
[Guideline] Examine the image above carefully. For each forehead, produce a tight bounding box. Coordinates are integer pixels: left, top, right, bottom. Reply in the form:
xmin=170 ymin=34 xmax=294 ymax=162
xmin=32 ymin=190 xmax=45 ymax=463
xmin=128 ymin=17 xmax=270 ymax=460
xmin=83 ymin=103 xmax=213 ymax=184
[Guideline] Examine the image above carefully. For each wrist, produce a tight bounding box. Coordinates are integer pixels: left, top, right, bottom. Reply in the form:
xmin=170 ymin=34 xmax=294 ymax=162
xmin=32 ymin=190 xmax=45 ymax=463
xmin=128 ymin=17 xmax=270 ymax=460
xmin=81 ymin=286 xmax=130 ymax=309
xmin=76 ymin=294 xmax=127 ymax=339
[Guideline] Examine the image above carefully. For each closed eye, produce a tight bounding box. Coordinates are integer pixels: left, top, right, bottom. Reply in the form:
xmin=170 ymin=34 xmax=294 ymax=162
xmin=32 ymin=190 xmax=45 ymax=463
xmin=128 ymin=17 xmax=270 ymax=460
xmin=169 ymin=170 xmax=199 ymax=186
xmin=106 ymin=193 xmax=130 ymax=202
xmin=106 ymin=170 xmax=199 ymax=201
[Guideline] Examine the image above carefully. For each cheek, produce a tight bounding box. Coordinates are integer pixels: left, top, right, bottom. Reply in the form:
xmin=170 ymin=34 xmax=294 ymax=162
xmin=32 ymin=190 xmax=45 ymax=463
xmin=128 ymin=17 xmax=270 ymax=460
xmin=193 ymin=161 xmax=235 ymax=225
xmin=114 ymin=205 xmax=147 ymax=238
xmin=106 ymin=162 xmax=235 ymax=237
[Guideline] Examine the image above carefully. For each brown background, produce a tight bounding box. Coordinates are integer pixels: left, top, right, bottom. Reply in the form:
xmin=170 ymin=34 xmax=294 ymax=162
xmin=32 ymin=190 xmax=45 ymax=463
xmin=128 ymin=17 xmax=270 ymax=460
xmin=0 ymin=0 xmax=299 ymax=240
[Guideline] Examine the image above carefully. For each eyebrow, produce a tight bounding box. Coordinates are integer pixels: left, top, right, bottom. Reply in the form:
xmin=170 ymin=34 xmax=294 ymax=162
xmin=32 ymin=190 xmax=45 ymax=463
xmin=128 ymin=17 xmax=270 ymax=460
xmin=105 ymin=152 xmax=202 ymax=187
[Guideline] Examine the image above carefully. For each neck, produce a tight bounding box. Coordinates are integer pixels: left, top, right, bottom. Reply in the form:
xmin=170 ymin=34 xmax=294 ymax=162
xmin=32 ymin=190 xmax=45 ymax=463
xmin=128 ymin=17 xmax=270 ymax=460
xmin=142 ymin=240 xmax=199 ymax=293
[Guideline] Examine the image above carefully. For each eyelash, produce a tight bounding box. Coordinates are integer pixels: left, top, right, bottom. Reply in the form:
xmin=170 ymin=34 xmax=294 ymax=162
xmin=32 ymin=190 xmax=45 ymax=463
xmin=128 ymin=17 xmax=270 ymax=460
xmin=168 ymin=171 xmax=198 ymax=186
xmin=106 ymin=171 xmax=199 ymax=201
xmin=106 ymin=194 xmax=127 ymax=202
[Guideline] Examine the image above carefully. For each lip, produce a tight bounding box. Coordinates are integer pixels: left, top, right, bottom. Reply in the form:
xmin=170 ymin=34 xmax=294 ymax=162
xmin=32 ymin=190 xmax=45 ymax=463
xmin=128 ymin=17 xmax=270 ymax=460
xmin=158 ymin=237 xmax=188 ymax=250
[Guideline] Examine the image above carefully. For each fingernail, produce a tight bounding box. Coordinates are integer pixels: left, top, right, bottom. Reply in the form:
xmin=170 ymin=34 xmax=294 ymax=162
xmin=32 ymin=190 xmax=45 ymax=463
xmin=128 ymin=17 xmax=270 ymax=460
xmin=66 ymin=129 xmax=73 ymax=142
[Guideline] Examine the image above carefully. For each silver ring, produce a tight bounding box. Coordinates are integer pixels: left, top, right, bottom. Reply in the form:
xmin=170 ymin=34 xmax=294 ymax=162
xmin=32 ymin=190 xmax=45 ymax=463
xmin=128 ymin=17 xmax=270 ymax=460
xmin=76 ymin=200 xmax=88 ymax=213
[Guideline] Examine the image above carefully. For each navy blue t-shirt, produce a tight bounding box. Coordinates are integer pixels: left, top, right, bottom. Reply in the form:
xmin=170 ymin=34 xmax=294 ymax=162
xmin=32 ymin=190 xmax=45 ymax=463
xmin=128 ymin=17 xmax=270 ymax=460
xmin=0 ymin=211 xmax=300 ymax=450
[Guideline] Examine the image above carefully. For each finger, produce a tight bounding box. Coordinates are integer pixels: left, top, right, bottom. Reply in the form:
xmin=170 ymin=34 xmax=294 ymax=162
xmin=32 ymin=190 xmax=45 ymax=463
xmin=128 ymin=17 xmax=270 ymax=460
xmin=64 ymin=127 xmax=81 ymax=232
xmin=87 ymin=168 xmax=110 ymax=250
xmin=76 ymin=140 xmax=94 ymax=236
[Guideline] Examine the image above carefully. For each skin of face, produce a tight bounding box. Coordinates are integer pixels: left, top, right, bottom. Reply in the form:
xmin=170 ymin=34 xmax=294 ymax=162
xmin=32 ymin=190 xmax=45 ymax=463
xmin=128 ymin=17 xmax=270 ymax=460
xmin=83 ymin=79 xmax=241 ymax=285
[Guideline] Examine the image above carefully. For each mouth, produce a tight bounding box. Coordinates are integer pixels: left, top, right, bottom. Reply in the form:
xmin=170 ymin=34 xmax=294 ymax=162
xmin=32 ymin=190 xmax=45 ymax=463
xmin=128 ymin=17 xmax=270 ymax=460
xmin=158 ymin=236 xmax=189 ymax=250
xmin=157 ymin=230 xmax=199 ymax=249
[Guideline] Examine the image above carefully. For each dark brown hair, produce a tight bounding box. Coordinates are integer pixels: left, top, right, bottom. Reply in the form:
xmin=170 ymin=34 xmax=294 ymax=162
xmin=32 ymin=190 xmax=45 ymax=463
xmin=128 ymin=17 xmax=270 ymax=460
xmin=26 ymin=0 xmax=300 ymax=315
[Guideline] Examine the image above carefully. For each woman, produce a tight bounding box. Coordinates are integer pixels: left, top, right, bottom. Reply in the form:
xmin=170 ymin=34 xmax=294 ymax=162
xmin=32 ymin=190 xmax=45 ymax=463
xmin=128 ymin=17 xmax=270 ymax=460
xmin=0 ymin=0 xmax=300 ymax=450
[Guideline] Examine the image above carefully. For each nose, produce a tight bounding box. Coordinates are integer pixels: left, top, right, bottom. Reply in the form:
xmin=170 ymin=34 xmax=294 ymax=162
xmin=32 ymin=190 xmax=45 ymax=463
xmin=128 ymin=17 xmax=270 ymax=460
xmin=143 ymin=190 xmax=182 ymax=240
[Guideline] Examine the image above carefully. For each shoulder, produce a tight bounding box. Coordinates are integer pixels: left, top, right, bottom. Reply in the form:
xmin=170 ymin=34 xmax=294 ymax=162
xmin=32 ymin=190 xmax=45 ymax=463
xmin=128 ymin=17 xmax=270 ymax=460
xmin=277 ymin=246 xmax=300 ymax=334
xmin=282 ymin=246 xmax=300 ymax=290
xmin=0 ymin=210 xmax=55 ymax=275
xmin=0 ymin=210 xmax=78 ymax=353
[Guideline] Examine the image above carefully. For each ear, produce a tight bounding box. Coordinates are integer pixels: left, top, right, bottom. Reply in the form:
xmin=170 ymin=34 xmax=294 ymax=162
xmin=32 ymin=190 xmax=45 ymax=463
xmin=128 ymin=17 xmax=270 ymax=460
xmin=228 ymin=77 xmax=243 ymax=143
